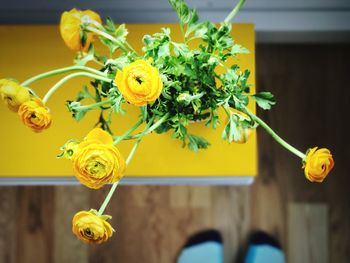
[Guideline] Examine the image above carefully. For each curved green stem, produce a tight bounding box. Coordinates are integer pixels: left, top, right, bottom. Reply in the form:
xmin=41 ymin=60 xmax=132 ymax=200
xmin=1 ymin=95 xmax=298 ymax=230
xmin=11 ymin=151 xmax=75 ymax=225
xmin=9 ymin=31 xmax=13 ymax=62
xmin=42 ymin=72 xmax=112 ymax=104
xmin=93 ymin=57 xmax=104 ymax=67
xmin=21 ymin=65 xmax=107 ymax=87
xmin=74 ymin=98 xmax=113 ymax=112
xmin=125 ymin=41 xmax=138 ymax=55
xmin=180 ymin=23 xmax=186 ymax=43
xmin=96 ymin=140 xmax=140 ymax=216
xmin=117 ymin=113 xmax=170 ymax=141
xmin=141 ymin=113 xmax=169 ymax=135
xmin=224 ymin=0 xmax=246 ymax=23
xmin=97 ymin=181 xmax=120 ymax=216
xmin=244 ymin=108 xmax=306 ymax=159
xmin=113 ymin=118 xmax=144 ymax=145
xmin=97 ymin=117 xmax=155 ymax=215
xmin=86 ymin=26 xmax=138 ymax=55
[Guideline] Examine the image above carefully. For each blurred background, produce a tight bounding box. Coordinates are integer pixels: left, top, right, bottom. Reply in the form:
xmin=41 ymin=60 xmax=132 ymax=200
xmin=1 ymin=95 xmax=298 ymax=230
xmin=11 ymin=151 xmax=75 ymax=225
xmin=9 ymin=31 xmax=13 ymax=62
xmin=0 ymin=0 xmax=349 ymax=263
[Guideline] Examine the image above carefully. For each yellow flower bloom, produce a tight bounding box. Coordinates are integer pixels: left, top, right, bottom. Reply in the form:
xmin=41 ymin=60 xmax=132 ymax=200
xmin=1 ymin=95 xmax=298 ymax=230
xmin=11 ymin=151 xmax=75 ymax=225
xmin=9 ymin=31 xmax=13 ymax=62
xmin=73 ymin=128 xmax=125 ymax=189
xmin=18 ymin=97 xmax=52 ymax=132
xmin=0 ymin=79 xmax=31 ymax=112
xmin=72 ymin=210 xmax=114 ymax=244
xmin=60 ymin=8 xmax=102 ymax=52
xmin=303 ymin=147 xmax=334 ymax=182
xmin=115 ymin=59 xmax=163 ymax=106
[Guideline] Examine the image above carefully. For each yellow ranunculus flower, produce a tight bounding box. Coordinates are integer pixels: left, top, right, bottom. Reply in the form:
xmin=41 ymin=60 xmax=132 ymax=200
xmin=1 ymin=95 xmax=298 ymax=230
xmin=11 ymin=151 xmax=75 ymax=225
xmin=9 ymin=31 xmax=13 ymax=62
xmin=72 ymin=210 xmax=114 ymax=244
xmin=18 ymin=97 xmax=52 ymax=132
xmin=60 ymin=8 xmax=102 ymax=52
xmin=303 ymin=147 xmax=334 ymax=183
xmin=73 ymin=128 xmax=125 ymax=189
xmin=115 ymin=59 xmax=163 ymax=106
xmin=0 ymin=79 xmax=31 ymax=112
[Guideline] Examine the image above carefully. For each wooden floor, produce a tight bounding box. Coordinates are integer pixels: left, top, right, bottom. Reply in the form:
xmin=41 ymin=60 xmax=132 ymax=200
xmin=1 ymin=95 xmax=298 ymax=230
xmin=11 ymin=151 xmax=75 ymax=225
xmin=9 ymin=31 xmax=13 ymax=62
xmin=0 ymin=45 xmax=349 ymax=263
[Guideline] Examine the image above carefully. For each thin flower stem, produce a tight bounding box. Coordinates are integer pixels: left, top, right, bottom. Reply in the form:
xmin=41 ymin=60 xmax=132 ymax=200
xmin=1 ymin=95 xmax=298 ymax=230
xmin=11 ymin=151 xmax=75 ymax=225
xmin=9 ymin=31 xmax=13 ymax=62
xmin=96 ymin=140 xmax=140 ymax=216
xmin=222 ymin=105 xmax=231 ymax=118
xmin=142 ymin=113 xmax=170 ymax=135
xmin=224 ymin=0 xmax=246 ymax=23
xmin=93 ymin=57 xmax=105 ymax=67
xmin=125 ymin=41 xmax=138 ymax=55
xmin=42 ymin=72 xmax=112 ymax=104
xmin=244 ymin=107 xmax=306 ymax=159
xmin=74 ymin=98 xmax=113 ymax=111
xmin=90 ymin=21 xmax=139 ymax=55
xmin=21 ymin=65 xmax=107 ymax=87
xmin=180 ymin=23 xmax=186 ymax=43
xmin=118 ymin=113 xmax=170 ymax=141
xmin=97 ymin=117 xmax=155 ymax=215
xmin=85 ymin=26 xmax=138 ymax=55
xmin=113 ymin=118 xmax=144 ymax=145
xmin=97 ymin=180 xmax=120 ymax=216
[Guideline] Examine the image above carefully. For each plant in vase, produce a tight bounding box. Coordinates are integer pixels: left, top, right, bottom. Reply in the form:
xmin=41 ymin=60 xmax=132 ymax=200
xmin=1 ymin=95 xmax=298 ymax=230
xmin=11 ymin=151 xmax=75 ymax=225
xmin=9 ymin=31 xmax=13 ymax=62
xmin=0 ymin=0 xmax=334 ymax=244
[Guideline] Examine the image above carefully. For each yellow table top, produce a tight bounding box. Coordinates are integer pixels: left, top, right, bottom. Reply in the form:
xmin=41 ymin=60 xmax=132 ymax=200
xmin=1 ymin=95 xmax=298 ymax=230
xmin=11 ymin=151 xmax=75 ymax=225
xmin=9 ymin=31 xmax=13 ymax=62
xmin=0 ymin=24 xmax=256 ymax=180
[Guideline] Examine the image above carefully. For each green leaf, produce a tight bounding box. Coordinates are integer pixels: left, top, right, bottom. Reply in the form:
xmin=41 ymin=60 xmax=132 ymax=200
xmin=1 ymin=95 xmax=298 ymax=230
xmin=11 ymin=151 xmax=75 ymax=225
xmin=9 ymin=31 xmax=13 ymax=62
xmin=74 ymin=109 xmax=87 ymax=122
xmin=189 ymin=9 xmax=199 ymax=25
xmin=100 ymin=37 xmax=118 ymax=53
xmin=74 ymin=45 xmax=95 ymax=66
xmin=158 ymin=43 xmax=170 ymax=58
xmin=172 ymin=42 xmax=190 ymax=57
xmin=221 ymin=122 xmax=229 ymax=140
xmin=66 ymin=101 xmax=87 ymax=122
xmin=188 ymin=134 xmax=210 ymax=152
xmin=168 ymin=0 xmax=190 ymax=24
xmin=76 ymin=86 xmax=94 ymax=101
xmin=221 ymin=114 xmax=241 ymax=143
xmin=111 ymin=95 xmax=125 ymax=114
xmin=109 ymin=55 xmax=130 ymax=69
xmin=231 ymin=44 xmax=249 ymax=55
xmin=218 ymin=35 xmax=234 ymax=49
xmin=143 ymin=35 xmax=153 ymax=45
xmin=251 ymin=92 xmax=276 ymax=110
xmin=105 ymin=18 xmax=128 ymax=42
xmin=155 ymin=122 xmax=171 ymax=134
xmin=184 ymin=10 xmax=208 ymax=39
xmin=205 ymin=111 xmax=219 ymax=129
xmin=80 ymin=30 xmax=87 ymax=47
xmin=114 ymin=24 xmax=128 ymax=42
xmin=229 ymin=114 xmax=241 ymax=142
xmin=193 ymin=25 xmax=207 ymax=39
xmin=105 ymin=17 xmax=117 ymax=33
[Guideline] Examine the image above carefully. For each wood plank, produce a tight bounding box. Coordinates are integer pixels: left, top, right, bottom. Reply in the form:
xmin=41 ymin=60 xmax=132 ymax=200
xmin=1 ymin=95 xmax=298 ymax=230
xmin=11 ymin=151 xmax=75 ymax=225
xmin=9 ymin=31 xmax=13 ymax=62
xmin=170 ymin=186 xmax=212 ymax=208
xmin=54 ymin=186 xmax=89 ymax=263
xmin=0 ymin=187 xmax=17 ymax=263
xmin=89 ymin=185 xmax=173 ymax=263
xmin=211 ymin=186 xmax=250 ymax=263
xmin=255 ymin=44 xmax=350 ymax=263
xmin=288 ymin=203 xmax=328 ymax=263
xmin=16 ymin=186 xmax=55 ymax=263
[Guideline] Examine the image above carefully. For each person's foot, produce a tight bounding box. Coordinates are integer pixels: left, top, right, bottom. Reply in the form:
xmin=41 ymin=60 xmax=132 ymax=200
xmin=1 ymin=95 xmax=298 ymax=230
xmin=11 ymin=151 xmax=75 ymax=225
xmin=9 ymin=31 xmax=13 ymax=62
xmin=244 ymin=231 xmax=286 ymax=263
xmin=177 ymin=229 xmax=223 ymax=263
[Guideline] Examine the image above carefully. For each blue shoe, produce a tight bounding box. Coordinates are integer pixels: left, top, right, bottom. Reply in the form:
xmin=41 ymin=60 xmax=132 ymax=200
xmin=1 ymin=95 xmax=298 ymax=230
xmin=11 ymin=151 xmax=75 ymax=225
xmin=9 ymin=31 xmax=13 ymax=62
xmin=177 ymin=230 xmax=224 ymax=263
xmin=244 ymin=231 xmax=286 ymax=263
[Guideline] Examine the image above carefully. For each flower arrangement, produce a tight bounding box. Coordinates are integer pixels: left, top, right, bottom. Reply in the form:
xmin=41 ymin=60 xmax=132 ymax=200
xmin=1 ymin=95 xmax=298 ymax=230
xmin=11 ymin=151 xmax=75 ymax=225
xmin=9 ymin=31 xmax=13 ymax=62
xmin=0 ymin=0 xmax=334 ymax=244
